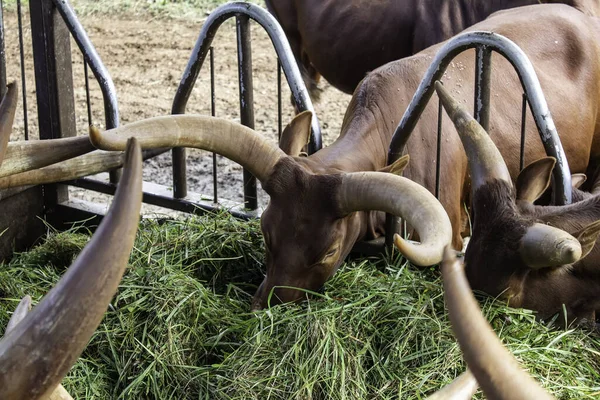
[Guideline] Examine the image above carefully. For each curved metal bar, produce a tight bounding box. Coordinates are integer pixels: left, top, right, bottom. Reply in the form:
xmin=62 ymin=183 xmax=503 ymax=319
xmin=171 ymin=2 xmax=321 ymax=151
xmin=388 ymin=31 xmax=572 ymax=206
xmin=53 ymin=0 xmax=121 ymax=183
xmin=52 ymin=0 xmax=119 ymax=130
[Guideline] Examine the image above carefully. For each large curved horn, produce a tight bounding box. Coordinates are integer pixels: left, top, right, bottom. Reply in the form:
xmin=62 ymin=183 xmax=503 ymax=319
xmin=3 ymin=296 xmax=74 ymax=400
xmin=425 ymin=370 xmax=479 ymax=399
xmin=0 ymin=136 xmax=95 ymax=178
xmin=0 ymin=150 xmax=124 ymax=189
xmin=441 ymin=247 xmax=555 ymax=400
xmin=0 ymin=138 xmax=143 ymax=400
xmin=89 ymin=114 xmax=287 ymax=183
xmin=337 ymin=172 xmax=452 ymax=266
xmin=0 ymin=148 xmax=164 ymax=189
xmin=0 ymin=81 xmax=18 ymax=166
xmin=5 ymin=296 xmax=32 ymax=334
xmin=435 ymin=81 xmax=512 ymax=191
xmin=519 ymin=223 xmax=582 ymax=269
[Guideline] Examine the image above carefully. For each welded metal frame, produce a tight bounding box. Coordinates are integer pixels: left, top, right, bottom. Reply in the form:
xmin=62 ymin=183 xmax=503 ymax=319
xmin=7 ymin=0 xmax=318 ymax=229
xmin=385 ymin=31 xmax=572 ymax=247
xmin=170 ymin=1 xmax=322 ymax=201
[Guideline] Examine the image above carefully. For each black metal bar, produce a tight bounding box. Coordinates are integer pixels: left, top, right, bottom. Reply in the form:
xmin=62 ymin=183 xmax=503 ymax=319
xmin=84 ymin=56 xmax=92 ymax=126
xmin=171 ymin=2 xmax=321 ymax=152
xmin=236 ymin=15 xmax=258 ymax=211
xmin=0 ymin=0 xmax=6 ymax=98
xmin=172 ymin=149 xmax=187 ymax=198
xmin=30 ymin=0 xmax=77 ymax=209
xmin=387 ymin=31 xmax=571 ymax=205
xmin=67 ymin=178 xmax=259 ymax=221
xmin=384 ymin=212 xmax=396 ymax=249
xmin=210 ymin=46 xmax=218 ymax=204
xmin=474 ymin=46 xmax=492 ymax=132
xmin=52 ymin=0 xmax=121 ymax=183
xmin=16 ymin=0 xmax=28 ymax=140
xmin=435 ymin=96 xmax=443 ymax=198
xmin=277 ymin=58 xmax=282 ymax=140
xmin=520 ymin=94 xmax=527 ymax=171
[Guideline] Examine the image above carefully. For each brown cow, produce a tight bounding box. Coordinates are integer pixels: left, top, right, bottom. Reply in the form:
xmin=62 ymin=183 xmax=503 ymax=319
xmin=436 ymin=81 xmax=600 ymax=324
xmin=265 ymin=0 xmax=600 ymax=100
xmin=87 ymin=113 xmax=453 ymax=309
xmin=254 ymin=3 xmax=600 ymax=308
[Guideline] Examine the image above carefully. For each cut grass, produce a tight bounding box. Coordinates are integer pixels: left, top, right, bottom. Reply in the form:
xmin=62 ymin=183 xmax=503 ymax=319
xmin=1 ymin=212 xmax=599 ymax=399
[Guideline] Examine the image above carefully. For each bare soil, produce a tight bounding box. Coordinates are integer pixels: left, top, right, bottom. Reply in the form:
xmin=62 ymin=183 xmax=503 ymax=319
xmin=2 ymin=6 xmax=351 ymax=211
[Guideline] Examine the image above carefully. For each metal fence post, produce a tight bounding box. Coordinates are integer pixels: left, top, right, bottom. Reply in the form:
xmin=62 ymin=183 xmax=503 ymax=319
xmin=236 ymin=15 xmax=257 ymax=210
xmin=0 ymin=0 xmax=45 ymax=260
xmin=0 ymin=0 xmax=6 ymax=97
xmin=30 ymin=0 xmax=77 ymax=210
xmin=474 ymin=47 xmax=492 ymax=132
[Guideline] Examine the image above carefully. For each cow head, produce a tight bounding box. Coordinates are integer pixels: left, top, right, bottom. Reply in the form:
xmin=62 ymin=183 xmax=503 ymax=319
xmin=89 ymin=112 xmax=453 ymax=309
xmin=435 ymin=81 xmax=600 ymax=321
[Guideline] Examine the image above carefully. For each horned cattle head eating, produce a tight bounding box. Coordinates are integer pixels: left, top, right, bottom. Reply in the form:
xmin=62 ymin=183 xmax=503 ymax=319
xmin=436 ymin=81 xmax=600 ymax=324
xmin=88 ymin=113 xmax=452 ymax=309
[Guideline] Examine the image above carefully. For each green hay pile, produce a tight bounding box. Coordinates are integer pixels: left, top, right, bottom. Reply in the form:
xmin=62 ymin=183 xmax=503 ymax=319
xmin=1 ymin=213 xmax=599 ymax=399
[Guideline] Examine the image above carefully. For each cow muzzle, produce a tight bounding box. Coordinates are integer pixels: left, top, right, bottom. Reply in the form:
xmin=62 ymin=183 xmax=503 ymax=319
xmin=252 ymin=278 xmax=312 ymax=310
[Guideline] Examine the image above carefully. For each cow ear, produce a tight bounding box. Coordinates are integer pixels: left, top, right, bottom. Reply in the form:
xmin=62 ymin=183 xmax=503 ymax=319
xmin=571 ymin=173 xmax=587 ymax=190
xmin=574 ymin=220 xmax=600 ymax=260
xmin=279 ymin=110 xmax=312 ymax=156
xmin=378 ymin=154 xmax=409 ymax=176
xmin=516 ymin=157 xmax=556 ymax=203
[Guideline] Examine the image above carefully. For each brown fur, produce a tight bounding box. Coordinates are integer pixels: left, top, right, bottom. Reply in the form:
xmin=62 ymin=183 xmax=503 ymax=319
xmin=253 ymin=5 xmax=600 ymax=308
xmin=264 ymin=0 xmax=596 ymax=98
xmin=467 ymin=179 xmax=600 ymax=324
xmin=343 ymin=5 xmax=600 ymax=249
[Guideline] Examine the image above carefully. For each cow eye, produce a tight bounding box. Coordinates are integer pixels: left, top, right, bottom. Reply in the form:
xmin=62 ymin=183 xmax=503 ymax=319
xmin=322 ymin=247 xmax=338 ymax=261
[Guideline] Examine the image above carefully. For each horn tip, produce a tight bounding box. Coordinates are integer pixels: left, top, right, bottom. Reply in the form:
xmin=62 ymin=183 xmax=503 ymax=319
xmin=89 ymin=125 xmax=102 ymax=148
xmin=124 ymin=137 xmax=141 ymax=165
xmin=394 ymin=233 xmax=443 ymax=267
xmin=441 ymin=245 xmax=459 ymax=275
xmin=393 ymin=233 xmax=409 ymax=258
xmin=442 ymin=245 xmax=455 ymax=262
xmin=21 ymin=295 xmax=32 ymax=307
xmin=563 ymin=242 xmax=582 ymax=264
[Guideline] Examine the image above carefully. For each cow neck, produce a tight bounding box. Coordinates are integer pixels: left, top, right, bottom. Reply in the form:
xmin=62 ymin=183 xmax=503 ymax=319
xmin=471 ymin=0 xmax=543 ymax=24
xmin=304 ymin=82 xmax=399 ymax=174
xmin=303 ymin=135 xmax=384 ymax=174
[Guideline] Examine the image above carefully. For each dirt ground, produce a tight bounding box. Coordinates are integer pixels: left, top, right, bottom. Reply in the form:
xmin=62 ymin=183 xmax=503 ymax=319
xmin=2 ymin=4 xmax=351 ymax=211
